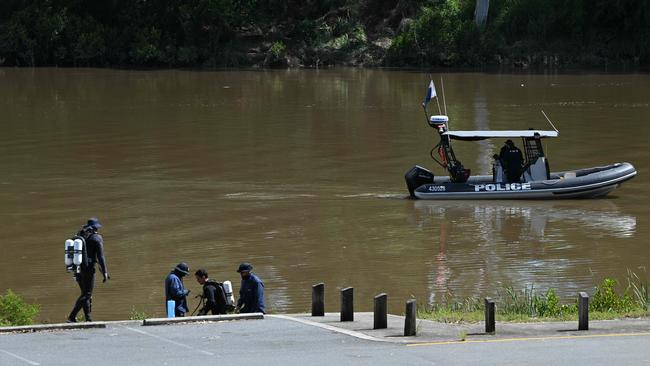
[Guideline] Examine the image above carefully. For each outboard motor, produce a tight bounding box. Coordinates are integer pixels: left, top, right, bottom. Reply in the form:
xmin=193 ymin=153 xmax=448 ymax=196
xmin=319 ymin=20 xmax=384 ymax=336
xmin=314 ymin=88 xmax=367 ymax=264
xmin=405 ymin=165 xmax=434 ymax=198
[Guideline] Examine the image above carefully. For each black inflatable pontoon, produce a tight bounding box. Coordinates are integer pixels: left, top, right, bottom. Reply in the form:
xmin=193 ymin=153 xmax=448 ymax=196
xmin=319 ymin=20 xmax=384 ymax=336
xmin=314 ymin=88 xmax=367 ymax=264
xmin=405 ymin=115 xmax=636 ymax=200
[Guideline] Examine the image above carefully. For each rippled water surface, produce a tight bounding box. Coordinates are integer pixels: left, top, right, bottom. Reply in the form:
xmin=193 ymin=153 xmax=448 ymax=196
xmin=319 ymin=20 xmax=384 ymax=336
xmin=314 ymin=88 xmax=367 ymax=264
xmin=0 ymin=68 xmax=648 ymax=322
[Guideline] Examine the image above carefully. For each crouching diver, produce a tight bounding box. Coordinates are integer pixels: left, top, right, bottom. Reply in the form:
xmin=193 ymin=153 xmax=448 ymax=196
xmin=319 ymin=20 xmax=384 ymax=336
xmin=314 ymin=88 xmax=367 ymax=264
xmin=194 ymin=269 xmax=228 ymax=315
xmin=165 ymin=263 xmax=190 ymax=317
xmin=67 ymin=217 xmax=109 ymax=323
xmin=236 ymin=263 xmax=265 ymax=314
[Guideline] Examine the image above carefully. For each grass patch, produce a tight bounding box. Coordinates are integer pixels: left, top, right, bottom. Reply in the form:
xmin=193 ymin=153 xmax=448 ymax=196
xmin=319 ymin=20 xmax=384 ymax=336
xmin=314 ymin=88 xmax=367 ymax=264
xmin=419 ymin=272 xmax=650 ymax=324
xmin=129 ymin=307 xmax=148 ymax=320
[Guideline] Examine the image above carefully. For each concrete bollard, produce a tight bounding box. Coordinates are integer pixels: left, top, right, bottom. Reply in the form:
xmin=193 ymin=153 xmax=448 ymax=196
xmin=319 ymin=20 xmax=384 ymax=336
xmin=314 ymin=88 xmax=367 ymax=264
xmin=340 ymin=287 xmax=354 ymax=322
xmin=373 ymin=293 xmax=388 ymax=329
xmin=312 ymin=283 xmax=325 ymax=316
xmin=484 ymin=297 xmax=495 ymax=333
xmin=404 ymin=299 xmax=417 ymax=336
xmin=578 ymin=292 xmax=589 ymax=331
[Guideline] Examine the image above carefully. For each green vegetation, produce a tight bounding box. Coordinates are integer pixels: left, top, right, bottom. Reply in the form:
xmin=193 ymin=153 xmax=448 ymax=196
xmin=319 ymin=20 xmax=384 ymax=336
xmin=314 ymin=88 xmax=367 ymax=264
xmin=0 ymin=290 xmax=40 ymax=326
xmin=129 ymin=307 xmax=148 ymax=321
xmin=1 ymin=0 xmax=648 ymax=68
xmin=419 ymin=274 xmax=650 ymax=323
xmin=387 ymin=0 xmax=650 ymax=68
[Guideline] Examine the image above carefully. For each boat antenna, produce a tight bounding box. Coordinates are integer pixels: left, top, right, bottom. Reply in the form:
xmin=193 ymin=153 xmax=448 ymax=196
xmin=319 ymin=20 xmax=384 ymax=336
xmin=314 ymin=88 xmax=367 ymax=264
xmin=541 ymin=110 xmax=559 ymax=132
xmin=441 ymin=77 xmax=448 ymax=117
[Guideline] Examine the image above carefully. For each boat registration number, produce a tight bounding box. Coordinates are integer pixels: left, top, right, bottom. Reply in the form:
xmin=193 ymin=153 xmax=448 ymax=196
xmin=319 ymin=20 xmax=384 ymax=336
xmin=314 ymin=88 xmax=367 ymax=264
xmin=427 ymin=185 xmax=446 ymax=192
xmin=474 ymin=183 xmax=532 ymax=192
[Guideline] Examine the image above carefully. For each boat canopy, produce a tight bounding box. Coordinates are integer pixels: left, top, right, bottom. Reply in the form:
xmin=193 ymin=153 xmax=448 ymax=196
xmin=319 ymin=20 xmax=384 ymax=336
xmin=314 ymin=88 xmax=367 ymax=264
xmin=442 ymin=130 xmax=558 ymax=141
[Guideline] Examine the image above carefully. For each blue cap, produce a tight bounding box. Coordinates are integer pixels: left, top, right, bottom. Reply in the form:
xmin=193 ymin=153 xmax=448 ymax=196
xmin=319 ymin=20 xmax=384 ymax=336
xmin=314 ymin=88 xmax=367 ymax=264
xmin=237 ymin=263 xmax=253 ymax=273
xmin=85 ymin=217 xmax=102 ymax=229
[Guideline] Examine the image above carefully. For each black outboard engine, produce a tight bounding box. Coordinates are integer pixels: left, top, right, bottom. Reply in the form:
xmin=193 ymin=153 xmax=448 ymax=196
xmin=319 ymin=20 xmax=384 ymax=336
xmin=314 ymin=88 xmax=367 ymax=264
xmin=405 ymin=165 xmax=434 ymax=198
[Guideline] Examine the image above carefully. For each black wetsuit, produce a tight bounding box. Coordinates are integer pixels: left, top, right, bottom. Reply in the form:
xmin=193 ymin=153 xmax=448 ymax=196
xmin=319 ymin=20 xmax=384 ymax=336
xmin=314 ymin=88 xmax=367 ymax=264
xmin=500 ymin=144 xmax=524 ymax=182
xmin=68 ymin=231 xmax=107 ymax=322
xmin=198 ymin=280 xmax=227 ymax=315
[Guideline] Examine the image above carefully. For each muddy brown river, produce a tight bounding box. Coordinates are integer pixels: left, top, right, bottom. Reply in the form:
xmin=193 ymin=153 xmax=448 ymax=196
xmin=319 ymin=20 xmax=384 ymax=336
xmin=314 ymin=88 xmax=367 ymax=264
xmin=0 ymin=68 xmax=648 ymax=322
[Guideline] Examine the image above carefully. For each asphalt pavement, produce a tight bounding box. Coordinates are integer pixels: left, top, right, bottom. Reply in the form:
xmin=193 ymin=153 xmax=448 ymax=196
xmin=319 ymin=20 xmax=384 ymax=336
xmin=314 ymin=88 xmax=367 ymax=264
xmin=1 ymin=314 xmax=650 ymax=365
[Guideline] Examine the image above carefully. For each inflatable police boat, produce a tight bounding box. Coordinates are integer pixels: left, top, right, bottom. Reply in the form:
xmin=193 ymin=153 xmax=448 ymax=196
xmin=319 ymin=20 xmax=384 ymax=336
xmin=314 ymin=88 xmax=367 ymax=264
xmin=405 ymin=115 xmax=637 ymax=200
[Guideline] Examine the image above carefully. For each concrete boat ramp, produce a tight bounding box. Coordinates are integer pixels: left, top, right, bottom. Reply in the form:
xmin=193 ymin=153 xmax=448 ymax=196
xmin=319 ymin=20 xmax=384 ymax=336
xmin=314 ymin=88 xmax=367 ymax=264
xmin=1 ymin=313 xmax=650 ymax=365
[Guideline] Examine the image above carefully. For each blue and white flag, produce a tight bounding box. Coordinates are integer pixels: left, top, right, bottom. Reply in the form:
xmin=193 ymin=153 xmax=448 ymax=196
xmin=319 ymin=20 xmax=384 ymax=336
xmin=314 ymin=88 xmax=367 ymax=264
xmin=422 ymin=80 xmax=437 ymax=107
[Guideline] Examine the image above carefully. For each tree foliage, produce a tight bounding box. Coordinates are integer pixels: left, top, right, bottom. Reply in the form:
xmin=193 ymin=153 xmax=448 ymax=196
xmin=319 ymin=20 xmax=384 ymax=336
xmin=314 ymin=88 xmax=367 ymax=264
xmin=387 ymin=0 xmax=650 ymax=67
xmin=0 ymin=0 xmax=648 ymax=67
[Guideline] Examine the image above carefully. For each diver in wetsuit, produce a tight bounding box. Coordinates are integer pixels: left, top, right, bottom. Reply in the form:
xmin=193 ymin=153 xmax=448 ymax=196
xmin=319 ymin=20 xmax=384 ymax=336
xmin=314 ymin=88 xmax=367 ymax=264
xmin=67 ymin=218 xmax=109 ymax=322
xmin=194 ymin=269 xmax=228 ymax=315
xmin=499 ymin=139 xmax=524 ymax=182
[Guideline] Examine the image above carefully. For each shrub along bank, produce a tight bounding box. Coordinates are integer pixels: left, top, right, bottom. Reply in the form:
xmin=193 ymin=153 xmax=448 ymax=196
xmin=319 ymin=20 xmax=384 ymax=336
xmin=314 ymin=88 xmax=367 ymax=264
xmin=419 ymin=272 xmax=650 ymax=323
xmin=0 ymin=0 xmax=648 ymax=68
xmin=0 ymin=290 xmax=40 ymax=326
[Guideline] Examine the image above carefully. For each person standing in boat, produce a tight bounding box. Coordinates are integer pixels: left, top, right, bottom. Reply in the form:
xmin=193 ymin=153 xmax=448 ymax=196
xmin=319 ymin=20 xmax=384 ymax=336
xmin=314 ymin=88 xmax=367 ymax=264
xmin=499 ymin=139 xmax=524 ymax=182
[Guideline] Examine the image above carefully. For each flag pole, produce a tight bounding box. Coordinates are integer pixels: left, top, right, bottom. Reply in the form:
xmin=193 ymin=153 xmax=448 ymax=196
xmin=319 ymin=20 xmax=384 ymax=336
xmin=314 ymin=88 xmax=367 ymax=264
xmin=429 ymin=74 xmax=442 ymax=115
xmin=422 ymin=103 xmax=430 ymax=127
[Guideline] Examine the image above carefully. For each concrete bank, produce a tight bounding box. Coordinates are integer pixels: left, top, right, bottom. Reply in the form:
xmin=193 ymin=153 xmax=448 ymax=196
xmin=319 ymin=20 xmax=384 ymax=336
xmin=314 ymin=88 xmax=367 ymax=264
xmin=279 ymin=312 xmax=650 ymax=344
xmin=2 ymin=312 xmax=650 ymax=342
xmin=2 ymin=314 xmax=650 ymax=366
xmin=0 ymin=321 xmax=109 ymax=334
xmin=0 ymin=314 xmax=262 ymax=333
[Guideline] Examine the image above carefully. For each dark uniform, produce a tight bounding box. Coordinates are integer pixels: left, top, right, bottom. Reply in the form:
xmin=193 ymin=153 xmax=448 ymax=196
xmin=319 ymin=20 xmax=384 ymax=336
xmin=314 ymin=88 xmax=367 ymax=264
xmin=165 ymin=263 xmax=190 ymax=317
xmin=198 ymin=280 xmax=227 ymax=315
xmin=499 ymin=140 xmax=524 ymax=182
xmin=237 ymin=272 xmax=265 ymax=314
xmin=68 ymin=218 xmax=108 ymax=322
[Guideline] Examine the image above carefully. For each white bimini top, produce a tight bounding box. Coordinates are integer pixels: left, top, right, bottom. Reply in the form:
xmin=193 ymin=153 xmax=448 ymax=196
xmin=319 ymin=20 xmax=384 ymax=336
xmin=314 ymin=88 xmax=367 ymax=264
xmin=443 ymin=130 xmax=558 ymax=141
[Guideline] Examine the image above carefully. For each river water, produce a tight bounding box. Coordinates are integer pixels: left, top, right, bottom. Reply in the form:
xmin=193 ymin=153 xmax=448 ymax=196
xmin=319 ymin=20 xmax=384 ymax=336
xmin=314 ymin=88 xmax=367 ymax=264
xmin=0 ymin=68 xmax=648 ymax=322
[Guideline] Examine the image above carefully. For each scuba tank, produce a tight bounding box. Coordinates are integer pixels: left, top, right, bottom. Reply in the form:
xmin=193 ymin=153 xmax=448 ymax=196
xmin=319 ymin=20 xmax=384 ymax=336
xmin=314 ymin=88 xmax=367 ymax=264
xmin=73 ymin=238 xmax=84 ymax=267
xmin=222 ymin=280 xmax=235 ymax=308
xmin=64 ymin=230 xmax=88 ymax=274
xmin=65 ymin=239 xmax=74 ymax=267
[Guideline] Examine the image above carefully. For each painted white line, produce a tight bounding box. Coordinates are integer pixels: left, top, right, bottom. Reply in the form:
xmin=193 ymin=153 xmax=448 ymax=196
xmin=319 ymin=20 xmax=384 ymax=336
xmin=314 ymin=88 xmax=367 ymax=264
xmin=120 ymin=325 xmax=214 ymax=356
xmin=268 ymin=315 xmax=403 ymax=343
xmin=407 ymin=331 xmax=650 ymax=347
xmin=0 ymin=349 xmax=40 ymax=365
